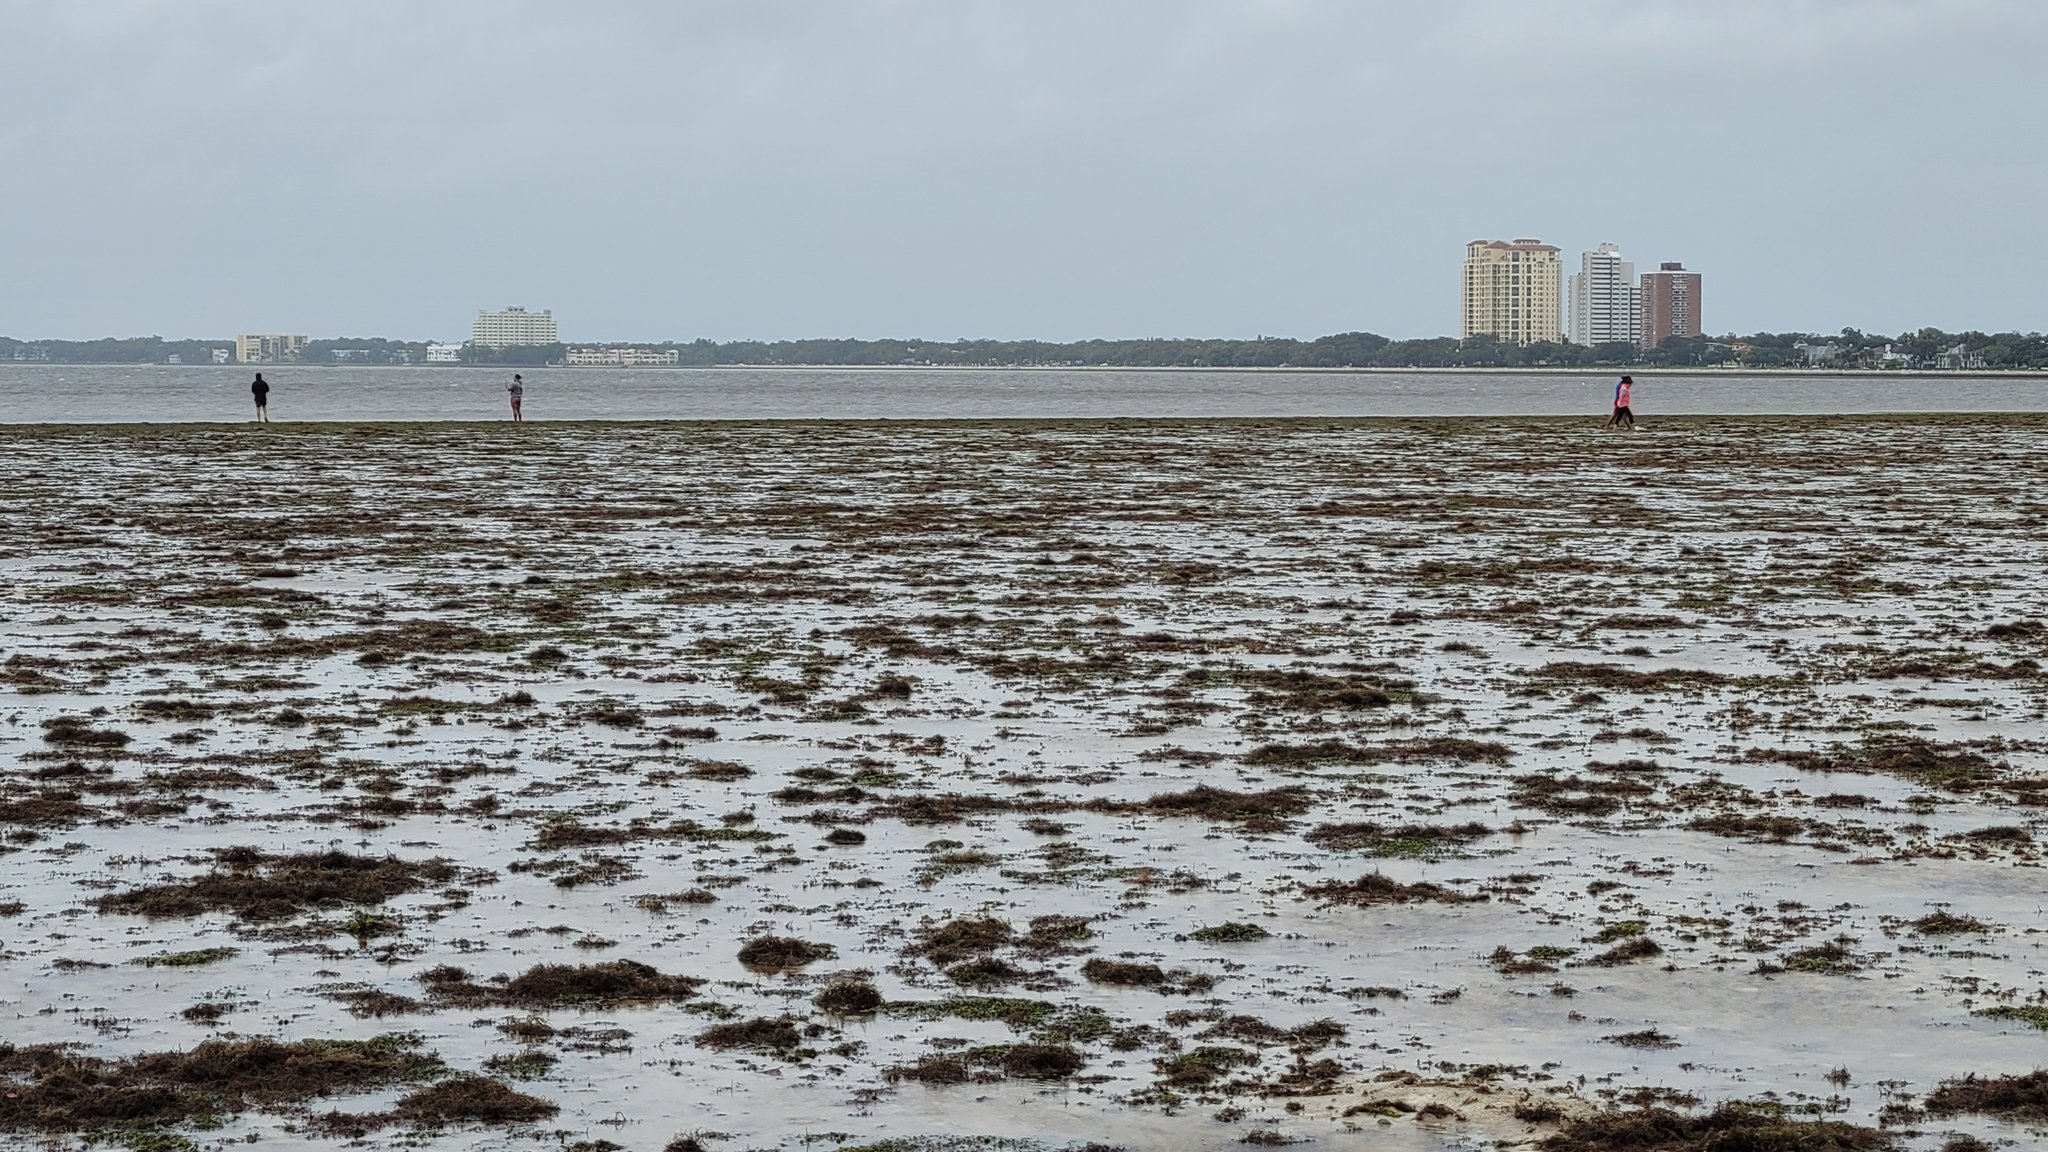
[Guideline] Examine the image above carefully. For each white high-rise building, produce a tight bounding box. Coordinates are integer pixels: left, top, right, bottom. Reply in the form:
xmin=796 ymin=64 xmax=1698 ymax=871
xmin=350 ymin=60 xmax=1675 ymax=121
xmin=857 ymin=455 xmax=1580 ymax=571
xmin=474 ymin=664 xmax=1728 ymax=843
xmin=472 ymin=306 xmax=558 ymax=347
xmin=1461 ymin=239 xmax=1563 ymax=345
xmin=1568 ymin=243 xmax=1639 ymax=347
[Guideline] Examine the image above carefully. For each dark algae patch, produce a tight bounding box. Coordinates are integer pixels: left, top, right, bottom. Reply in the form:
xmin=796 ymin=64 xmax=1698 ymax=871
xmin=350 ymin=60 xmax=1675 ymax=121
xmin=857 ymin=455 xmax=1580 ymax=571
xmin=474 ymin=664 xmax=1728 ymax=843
xmin=1303 ymin=873 xmax=1485 ymax=906
xmin=1082 ymin=958 xmax=1167 ymax=986
xmin=993 ymin=1042 xmax=1086 ymax=1079
xmin=1910 ymin=911 xmax=1991 ymax=935
xmin=0 ymin=790 xmax=95 ymax=828
xmin=318 ymin=1075 xmax=559 ymax=1133
xmin=737 ymin=935 xmax=835 ymax=969
xmin=1132 ymin=784 xmax=1312 ymax=831
xmin=0 ymin=1034 xmax=442 ymax=1133
xmin=96 ymin=848 xmax=456 ymax=922
xmin=1924 ymin=1070 xmax=2048 ymax=1122
xmin=1533 ymin=663 xmax=1730 ymax=691
xmin=1584 ymin=937 xmax=1664 ymax=966
xmin=1242 ymin=737 xmax=1510 ymax=766
xmin=1743 ymin=736 xmax=2007 ymax=792
xmin=1541 ymin=1103 xmax=1897 ymax=1151
xmin=695 ymin=1017 xmax=803 ymax=1052
xmin=420 ymin=960 xmax=702 ymax=1008
xmin=1156 ymin=1045 xmax=1260 ymax=1087
xmin=815 ymin=980 xmax=885 ymax=1015
xmin=1305 ymin=820 xmax=1490 ymax=855
xmin=884 ymin=1042 xmax=1085 ymax=1083
xmin=394 ymin=1075 xmax=557 ymax=1124
xmin=912 ymin=916 xmax=1016 ymax=965
xmin=1186 ymin=921 xmax=1271 ymax=942
xmin=39 ymin=715 xmax=133 ymax=748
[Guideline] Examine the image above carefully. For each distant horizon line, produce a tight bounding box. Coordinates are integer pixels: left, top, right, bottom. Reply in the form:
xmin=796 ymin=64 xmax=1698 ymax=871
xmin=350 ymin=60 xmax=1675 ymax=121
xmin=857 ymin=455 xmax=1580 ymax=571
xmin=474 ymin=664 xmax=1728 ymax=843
xmin=5 ymin=326 xmax=2045 ymax=346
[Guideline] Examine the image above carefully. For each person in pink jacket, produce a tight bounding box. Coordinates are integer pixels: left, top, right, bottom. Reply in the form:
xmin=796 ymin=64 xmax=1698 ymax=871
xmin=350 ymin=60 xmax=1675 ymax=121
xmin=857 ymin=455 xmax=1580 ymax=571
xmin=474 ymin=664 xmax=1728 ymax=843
xmin=1606 ymin=375 xmax=1636 ymax=430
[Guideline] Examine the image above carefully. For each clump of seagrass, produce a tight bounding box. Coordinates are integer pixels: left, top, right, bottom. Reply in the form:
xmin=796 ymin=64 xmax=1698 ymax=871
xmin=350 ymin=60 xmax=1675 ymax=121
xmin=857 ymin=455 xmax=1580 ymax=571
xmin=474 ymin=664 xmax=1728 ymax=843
xmin=737 ymin=935 xmax=835 ymax=970
xmin=96 ymin=848 xmax=456 ymax=922
xmin=0 ymin=1034 xmax=443 ymax=1134
xmin=1133 ymin=785 xmax=1312 ymax=832
xmin=1923 ymin=1070 xmax=2048 ymax=1122
xmin=1537 ymin=1101 xmax=1895 ymax=1151
xmin=885 ymin=1043 xmax=1085 ymax=1084
xmin=912 ymin=916 xmax=1015 ymax=966
xmin=815 ymin=980 xmax=884 ymax=1015
xmin=696 ymin=1017 xmax=802 ymax=1051
xmin=314 ymin=1075 xmax=558 ymax=1134
xmin=419 ymin=960 xmax=701 ymax=1008
xmin=1304 ymin=873 xmax=1486 ymax=906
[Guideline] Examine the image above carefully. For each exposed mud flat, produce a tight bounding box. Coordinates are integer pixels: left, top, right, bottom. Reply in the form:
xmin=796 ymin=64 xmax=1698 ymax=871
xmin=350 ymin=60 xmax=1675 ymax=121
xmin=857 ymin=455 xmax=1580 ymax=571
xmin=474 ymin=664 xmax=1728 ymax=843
xmin=2 ymin=415 xmax=2046 ymax=1152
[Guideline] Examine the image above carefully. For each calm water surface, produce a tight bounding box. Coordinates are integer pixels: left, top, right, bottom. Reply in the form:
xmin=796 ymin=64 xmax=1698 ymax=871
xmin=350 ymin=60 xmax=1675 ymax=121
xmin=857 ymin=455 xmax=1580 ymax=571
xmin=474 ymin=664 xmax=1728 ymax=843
xmin=1 ymin=364 xmax=2044 ymax=422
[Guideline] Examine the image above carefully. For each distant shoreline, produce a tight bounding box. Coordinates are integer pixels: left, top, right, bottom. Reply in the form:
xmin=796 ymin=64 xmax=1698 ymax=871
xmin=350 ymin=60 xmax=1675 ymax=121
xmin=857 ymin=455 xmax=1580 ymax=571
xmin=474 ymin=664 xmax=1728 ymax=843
xmin=4 ymin=362 xmax=2047 ymax=379
xmin=9 ymin=412 xmax=2048 ymax=434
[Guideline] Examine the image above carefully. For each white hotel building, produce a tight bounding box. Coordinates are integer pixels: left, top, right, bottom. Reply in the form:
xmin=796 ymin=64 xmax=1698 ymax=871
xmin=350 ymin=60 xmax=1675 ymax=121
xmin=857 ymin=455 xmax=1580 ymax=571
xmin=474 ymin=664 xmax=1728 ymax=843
xmin=472 ymin=306 xmax=558 ymax=347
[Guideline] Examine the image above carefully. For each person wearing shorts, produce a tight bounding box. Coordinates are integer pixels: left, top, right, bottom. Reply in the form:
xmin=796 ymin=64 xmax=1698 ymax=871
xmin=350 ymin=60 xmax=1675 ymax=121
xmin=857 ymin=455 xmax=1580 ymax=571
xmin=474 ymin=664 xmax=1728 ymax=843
xmin=508 ymin=373 xmax=524 ymax=422
xmin=1607 ymin=375 xmax=1635 ymax=430
xmin=251 ymin=373 xmax=270 ymax=422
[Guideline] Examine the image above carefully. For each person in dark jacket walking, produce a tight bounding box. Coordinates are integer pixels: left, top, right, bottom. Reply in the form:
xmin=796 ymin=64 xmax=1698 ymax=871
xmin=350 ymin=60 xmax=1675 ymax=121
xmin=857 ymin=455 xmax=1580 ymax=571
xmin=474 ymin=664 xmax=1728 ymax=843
xmin=251 ymin=373 xmax=271 ymax=422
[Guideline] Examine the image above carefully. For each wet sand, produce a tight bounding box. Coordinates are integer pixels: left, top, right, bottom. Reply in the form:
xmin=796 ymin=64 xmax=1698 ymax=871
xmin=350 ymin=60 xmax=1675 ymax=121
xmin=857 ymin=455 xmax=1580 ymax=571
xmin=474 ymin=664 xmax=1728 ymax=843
xmin=2 ymin=415 xmax=2046 ymax=1151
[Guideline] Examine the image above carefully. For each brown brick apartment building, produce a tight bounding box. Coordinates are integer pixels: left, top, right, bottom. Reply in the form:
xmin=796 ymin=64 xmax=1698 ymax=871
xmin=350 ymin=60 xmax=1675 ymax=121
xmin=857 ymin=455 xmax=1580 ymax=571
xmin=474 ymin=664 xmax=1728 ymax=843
xmin=1640 ymin=262 xmax=1703 ymax=348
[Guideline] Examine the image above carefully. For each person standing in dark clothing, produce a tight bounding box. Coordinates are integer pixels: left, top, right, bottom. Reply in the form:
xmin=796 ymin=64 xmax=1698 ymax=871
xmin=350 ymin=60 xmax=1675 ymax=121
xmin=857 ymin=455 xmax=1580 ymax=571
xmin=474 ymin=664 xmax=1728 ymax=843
xmin=251 ymin=373 xmax=271 ymax=423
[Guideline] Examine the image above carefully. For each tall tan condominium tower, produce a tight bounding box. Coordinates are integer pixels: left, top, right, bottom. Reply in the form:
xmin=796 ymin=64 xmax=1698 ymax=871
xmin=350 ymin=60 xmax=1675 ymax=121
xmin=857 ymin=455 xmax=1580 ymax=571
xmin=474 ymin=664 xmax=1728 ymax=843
xmin=472 ymin=306 xmax=558 ymax=347
xmin=1461 ymin=239 xmax=1563 ymax=345
xmin=1639 ymin=263 xmax=1703 ymax=348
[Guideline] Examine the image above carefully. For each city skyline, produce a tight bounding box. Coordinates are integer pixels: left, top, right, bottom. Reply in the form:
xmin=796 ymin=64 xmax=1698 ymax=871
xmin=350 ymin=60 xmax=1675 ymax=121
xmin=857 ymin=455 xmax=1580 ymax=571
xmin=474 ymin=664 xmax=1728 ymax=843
xmin=3 ymin=3 xmax=2044 ymax=342
xmin=14 ymin=232 xmax=1722 ymax=352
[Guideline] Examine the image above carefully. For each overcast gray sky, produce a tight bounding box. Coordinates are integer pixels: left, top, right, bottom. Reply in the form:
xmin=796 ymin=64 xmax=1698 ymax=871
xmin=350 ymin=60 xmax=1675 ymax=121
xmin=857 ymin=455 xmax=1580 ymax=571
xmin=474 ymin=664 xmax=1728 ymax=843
xmin=1 ymin=0 xmax=2042 ymax=342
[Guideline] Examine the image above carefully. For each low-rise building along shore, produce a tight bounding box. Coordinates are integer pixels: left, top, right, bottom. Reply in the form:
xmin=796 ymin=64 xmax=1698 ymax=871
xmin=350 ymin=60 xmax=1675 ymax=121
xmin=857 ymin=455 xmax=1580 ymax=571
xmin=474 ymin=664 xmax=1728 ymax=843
xmin=235 ymin=333 xmax=308 ymax=364
xmin=564 ymin=346 xmax=682 ymax=367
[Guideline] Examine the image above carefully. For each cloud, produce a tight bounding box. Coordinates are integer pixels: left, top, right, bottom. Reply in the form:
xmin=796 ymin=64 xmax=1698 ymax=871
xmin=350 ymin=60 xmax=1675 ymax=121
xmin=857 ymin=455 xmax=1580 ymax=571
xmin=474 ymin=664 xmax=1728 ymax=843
xmin=0 ymin=0 xmax=2042 ymax=339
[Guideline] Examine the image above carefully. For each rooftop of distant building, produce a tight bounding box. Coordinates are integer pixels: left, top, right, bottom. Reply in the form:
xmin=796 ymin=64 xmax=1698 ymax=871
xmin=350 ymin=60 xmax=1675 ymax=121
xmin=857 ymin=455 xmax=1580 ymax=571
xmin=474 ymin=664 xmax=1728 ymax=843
xmin=1468 ymin=239 xmax=1560 ymax=253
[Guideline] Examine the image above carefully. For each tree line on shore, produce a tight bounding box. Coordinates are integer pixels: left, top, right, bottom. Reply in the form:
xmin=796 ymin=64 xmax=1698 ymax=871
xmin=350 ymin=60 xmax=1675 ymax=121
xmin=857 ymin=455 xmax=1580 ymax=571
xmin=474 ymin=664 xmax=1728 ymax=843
xmin=4 ymin=328 xmax=2045 ymax=369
